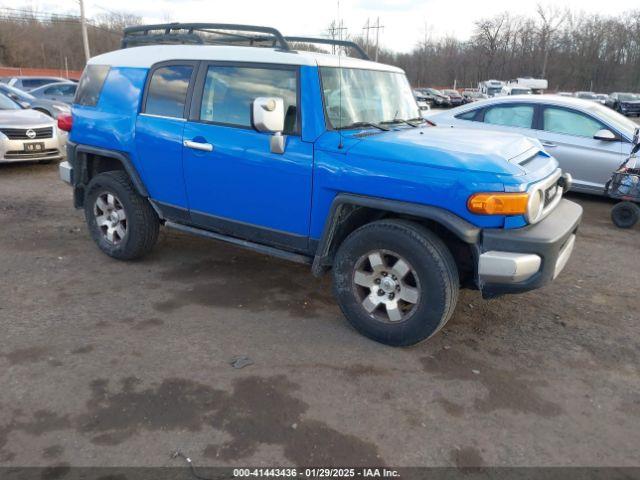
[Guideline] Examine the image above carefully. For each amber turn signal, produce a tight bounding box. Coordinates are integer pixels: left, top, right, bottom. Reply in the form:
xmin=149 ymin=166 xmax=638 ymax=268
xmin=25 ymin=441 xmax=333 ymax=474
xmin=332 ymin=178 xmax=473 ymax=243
xmin=467 ymin=192 xmax=529 ymax=215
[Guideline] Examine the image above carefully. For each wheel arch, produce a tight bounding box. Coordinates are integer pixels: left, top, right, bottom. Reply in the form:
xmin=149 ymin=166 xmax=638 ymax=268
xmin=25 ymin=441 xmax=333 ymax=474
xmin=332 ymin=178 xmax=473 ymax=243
xmin=312 ymin=193 xmax=481 ymax=283
xmin=68 ymin=142 xmax=149 ymax=208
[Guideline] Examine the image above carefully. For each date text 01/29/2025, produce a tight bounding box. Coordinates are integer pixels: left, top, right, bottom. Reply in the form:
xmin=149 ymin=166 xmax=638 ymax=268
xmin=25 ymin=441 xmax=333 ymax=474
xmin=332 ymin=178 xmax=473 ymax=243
xmin=232 ymin=468 xmax=400 ymax=478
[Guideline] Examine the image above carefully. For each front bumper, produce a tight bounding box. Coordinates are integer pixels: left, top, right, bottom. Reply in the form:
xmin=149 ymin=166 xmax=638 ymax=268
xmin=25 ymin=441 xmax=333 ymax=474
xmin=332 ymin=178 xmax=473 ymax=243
xmin=0 ymin=128 xmax=65 ymax=163
xmin=478 ymin=199 xmax=582 ymax=297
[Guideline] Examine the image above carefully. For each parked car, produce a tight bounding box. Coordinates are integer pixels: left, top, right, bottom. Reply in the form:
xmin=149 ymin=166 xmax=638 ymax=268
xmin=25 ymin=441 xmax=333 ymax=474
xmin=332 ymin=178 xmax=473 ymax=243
xmin=423 ymin=88 xmax=451 ymax=107
xmin=556 ymin=92 xmax=573 ymax=97
xmin=413 ymin=90 xmax=431 ymax=114
xmin=59 ymin=23 xmax=580 ymax=347
xmin=0 ymin=83 xmax=71 ymax=118
xmin=606 ymin=92 xmax=640 ymax=116
xmin=595 ymin=94 xmax=609 ymax=105
xmin=28 ymin=82 xmax=77 ymax=104
xmin=574 ymin=91 xmax=599 ymax=102
xmin=0 ymin=76 xmax=68 ymax=91
xmin=442 ymin=89 xmax=464 ymax=107
xmin=0 ymin=92 xmax=65 ymax=164
xmin=462 ymin=90 xmax=488 ymax=103
xmin=429 ymin=95 xmax=640 ymax=195
xmin=500 ymin=85 xmax=532 ymax=96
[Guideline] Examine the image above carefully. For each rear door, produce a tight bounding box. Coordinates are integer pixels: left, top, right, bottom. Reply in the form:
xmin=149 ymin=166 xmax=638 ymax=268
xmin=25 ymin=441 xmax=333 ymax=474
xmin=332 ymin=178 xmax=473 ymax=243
xmin=181 ymin=62 xmax=313 ymax=252
xmin=538 ymin=105 xmax=625 ymax=193
xmin=134 ymin=62 xmax=197 ymax=214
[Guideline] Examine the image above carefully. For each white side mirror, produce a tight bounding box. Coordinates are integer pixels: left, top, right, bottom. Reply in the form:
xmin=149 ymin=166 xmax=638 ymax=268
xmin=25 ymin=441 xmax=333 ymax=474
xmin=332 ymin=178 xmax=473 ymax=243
xmin=594 ymin=129 xmax=617 ymax=141
xmin=252 ymin=97 xmax=285 ymax=133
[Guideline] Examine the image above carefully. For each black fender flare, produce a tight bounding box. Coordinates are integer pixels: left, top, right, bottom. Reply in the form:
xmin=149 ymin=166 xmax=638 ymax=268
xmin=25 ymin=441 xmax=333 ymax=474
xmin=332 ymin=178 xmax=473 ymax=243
xmin=311 ymin=193 xmax=481 ymax=276
xmin=68 ymin=141 xmax=149 ymax=200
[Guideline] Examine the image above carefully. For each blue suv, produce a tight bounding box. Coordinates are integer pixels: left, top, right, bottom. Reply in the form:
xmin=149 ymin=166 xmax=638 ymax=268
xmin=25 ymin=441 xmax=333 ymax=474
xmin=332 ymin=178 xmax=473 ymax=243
xmin=58 ymin=24 xmax=582 ymax=346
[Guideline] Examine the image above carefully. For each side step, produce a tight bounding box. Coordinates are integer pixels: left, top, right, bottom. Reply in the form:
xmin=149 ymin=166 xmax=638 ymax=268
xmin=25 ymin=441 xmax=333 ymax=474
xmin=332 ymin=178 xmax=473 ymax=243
xmin=165 ymin=221 xmax=313 ymax=265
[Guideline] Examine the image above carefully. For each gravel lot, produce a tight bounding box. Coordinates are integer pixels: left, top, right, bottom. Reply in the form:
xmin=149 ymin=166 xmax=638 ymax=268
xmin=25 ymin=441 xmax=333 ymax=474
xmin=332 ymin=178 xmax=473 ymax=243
xmin=0 ymin=145 xmax=639 ymax=469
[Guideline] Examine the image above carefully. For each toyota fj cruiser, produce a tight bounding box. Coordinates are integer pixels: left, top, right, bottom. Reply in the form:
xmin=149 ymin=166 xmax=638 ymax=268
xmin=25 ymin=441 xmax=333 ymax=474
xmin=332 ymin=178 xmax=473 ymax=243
xmin=58 ymin=23 xmax=581 ymax=346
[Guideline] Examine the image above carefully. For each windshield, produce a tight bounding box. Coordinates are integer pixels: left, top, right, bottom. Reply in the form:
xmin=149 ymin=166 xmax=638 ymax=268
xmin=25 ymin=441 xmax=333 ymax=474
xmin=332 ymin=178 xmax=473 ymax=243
xmin=0 ymin=93 xmax=20 ymax=110
xmin=0 ymin=84 xmax=34 ymax=101
xmin=587 ymin=103 xmax=638 ymax=138
xmin=619 ymin=93 xmax=638 ymax=101
xmin=320 ymin=67 xmax=420 ymax=129
xmin=487 ymin=87 xmax=501 ymax=95
xmin=444 ymin=90 xmax=459 ymax=96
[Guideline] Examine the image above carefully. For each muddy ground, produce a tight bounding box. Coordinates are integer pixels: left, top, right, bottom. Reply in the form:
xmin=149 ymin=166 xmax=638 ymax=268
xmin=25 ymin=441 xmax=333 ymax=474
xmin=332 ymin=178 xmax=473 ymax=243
xmin=0 ymin=160 xmax=638 ymax=469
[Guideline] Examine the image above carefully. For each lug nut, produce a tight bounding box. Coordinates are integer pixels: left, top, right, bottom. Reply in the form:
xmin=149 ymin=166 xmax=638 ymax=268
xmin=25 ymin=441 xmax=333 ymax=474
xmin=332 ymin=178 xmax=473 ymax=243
xmin=381 ymin=272 xmax=387 ymax=276
xmin=378 ymin=289 xmax=384 ymax=296
xmin=374 ymin=278 xmax=381 ymax=285
xmin=388 ymin=293 xmax=395 ymax=300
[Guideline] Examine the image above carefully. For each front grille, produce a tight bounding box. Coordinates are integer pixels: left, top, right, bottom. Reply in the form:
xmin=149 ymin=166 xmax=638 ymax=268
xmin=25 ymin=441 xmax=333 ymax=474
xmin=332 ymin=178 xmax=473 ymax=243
xmin=4 ymin=148 xmax=60 ymax=160
xmin=543 ymin=183 xmax=560 ymax=208
xmin=0 ymin=127 xmax=53 ymax=139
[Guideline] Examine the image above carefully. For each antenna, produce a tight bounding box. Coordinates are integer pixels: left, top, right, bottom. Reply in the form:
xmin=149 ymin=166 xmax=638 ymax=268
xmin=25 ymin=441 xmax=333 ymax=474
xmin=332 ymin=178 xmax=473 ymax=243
xmin=337 ymin=0 xmax=344 ymax=149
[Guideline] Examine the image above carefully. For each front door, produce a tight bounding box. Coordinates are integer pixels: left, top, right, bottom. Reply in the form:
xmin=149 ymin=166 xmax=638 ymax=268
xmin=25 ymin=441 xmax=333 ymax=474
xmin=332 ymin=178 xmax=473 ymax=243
xmin=538 ymin=105 xmax=625 ymax=193
xmin=182 ymin=63 xmax=313 ymax=252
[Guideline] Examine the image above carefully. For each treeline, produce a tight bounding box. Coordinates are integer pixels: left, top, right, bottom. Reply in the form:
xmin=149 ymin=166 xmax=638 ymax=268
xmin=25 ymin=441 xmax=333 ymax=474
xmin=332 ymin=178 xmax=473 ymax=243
xmin=372 ymin=7 xmax=640 ymax=92
xmin=0 ymin=10 xmax=141 ymax=72
xmin=1 ymin=7 xmax=639 ymax=92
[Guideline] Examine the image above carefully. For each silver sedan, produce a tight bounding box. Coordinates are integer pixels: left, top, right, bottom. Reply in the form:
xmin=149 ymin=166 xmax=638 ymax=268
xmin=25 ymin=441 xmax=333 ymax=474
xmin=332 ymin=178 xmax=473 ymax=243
xmin=428 ymin=95 xmax=639 ymax=195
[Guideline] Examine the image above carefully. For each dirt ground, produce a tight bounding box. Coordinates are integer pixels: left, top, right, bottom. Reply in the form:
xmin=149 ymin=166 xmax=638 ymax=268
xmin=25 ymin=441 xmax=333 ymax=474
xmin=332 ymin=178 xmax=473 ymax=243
xmin=0 ymin=159 xmax=639 ymax=469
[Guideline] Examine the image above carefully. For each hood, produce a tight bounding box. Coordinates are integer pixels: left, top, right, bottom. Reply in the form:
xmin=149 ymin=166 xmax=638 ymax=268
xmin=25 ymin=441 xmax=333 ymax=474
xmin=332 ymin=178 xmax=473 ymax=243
xmin=346 ymin=126 xmax=542 ymax=176
xmin=0 ymin=108 xmax=53 ymax=127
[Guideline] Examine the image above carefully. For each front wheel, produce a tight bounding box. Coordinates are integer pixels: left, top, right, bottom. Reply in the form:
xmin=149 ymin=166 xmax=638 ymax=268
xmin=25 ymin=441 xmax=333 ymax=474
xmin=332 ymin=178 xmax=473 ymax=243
xmin=332 ymin=219 xmax=459 ymax=346
xmin=84 ymin=171 xmax=159 ymax=260
xmin=611 ymin=201 xmax=640 ymax=229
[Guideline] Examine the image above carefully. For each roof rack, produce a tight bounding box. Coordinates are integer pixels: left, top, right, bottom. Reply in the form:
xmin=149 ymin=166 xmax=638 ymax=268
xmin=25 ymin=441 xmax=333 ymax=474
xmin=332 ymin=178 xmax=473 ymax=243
xmin=285 ymin=36 xmax=370 ymax=60
xmin=121 ymin=23 xmax=291 ymax=51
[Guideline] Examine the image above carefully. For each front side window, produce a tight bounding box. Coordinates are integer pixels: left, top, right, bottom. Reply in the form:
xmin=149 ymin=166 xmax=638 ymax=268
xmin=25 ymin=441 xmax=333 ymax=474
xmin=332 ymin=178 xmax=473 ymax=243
xmin=543 ymin=107 xmax=604 ymax=137
xmin=199 ymin=66 xmax=298 ymax=133
xmin=320 ymin=67 xmax=419 ymax=129
xmin=144 ymin=65 xmax=193 ymax=118
xmin=75 ymin=65 xmax=110 ymax=106
xmin=484 ymin=105 xmax=534 ymax=128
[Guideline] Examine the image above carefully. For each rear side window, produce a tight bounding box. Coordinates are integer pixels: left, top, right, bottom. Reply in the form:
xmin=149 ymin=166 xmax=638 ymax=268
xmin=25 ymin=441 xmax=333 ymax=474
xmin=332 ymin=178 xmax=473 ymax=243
xmin=484 ymin=105 xmax=534 ymax=129
xmin=144 ymin=65 xmax=193 ymax=118
xmin=23 ymin=79 xmax=53 ymax=89
xmin=455 ymin=109 xmax=478 ymax=121
xmin=75 ymin=65 xmax=110 ymax=106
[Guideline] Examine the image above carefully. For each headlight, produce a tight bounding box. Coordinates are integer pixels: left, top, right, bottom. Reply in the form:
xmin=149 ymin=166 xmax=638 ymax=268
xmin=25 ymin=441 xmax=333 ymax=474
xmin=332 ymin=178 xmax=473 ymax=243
xmin=467 ymin=193 xmax=529 ymax=215
xmin=526 ymin=188 xmax=545 ymax=223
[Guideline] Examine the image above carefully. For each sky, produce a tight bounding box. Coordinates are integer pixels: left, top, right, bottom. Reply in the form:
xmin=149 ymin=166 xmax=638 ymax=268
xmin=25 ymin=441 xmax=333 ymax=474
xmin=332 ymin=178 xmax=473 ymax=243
xmin=5 ymin=0 xmax=640 ymax=52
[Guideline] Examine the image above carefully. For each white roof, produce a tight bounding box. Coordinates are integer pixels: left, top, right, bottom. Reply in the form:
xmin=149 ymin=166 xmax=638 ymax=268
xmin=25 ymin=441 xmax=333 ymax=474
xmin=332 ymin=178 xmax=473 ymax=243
xmin=88 ymin=45 xmax=404 ymax=73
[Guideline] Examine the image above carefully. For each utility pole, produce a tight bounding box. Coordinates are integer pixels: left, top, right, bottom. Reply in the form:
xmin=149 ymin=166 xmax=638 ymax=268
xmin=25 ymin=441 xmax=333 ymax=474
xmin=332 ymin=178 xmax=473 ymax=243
xmin=78 ymin=0 xmax=91 ymax=63
xmin=374 ymin=17 xmax=383 ymax=62
xmin=363 ymin=17 xmax=383 ymax=61
xmin=328 ymin=20 xmax=347 ymax=55
xmin=363 ymin=18 xmax=370 ymax=56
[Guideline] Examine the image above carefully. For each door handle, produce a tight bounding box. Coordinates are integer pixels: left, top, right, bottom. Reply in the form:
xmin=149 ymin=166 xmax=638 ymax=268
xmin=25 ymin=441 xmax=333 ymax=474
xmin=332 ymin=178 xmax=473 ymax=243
xmin=541 ymin=141 xmax=557 ymax=148
xmin=184 ymin=140 xmax=213 ymax=152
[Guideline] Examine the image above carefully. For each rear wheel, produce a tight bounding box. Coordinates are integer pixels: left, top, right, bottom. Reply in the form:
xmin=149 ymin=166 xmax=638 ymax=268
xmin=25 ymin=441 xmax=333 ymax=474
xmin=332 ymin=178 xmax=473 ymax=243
xmin=333 ymin=219 xmax=459 ymax=346
xmin=84 ymin=171 xmax=159 ymax=260
xmin=611 ymin=201 xmax=640 ymax=229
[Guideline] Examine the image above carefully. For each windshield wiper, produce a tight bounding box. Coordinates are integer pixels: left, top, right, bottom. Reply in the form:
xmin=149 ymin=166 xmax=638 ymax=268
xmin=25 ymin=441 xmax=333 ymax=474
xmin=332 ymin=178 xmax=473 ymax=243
xmin=381 ymin=118 xmax=420 ymax=128
xmin=338 ymin=121 xmax=390 ymax=132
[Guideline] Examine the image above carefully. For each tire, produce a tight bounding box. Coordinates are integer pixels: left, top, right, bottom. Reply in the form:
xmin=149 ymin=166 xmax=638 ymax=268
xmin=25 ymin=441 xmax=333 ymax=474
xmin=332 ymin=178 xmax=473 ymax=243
xmin=611 ymin=202 xmax=640 ymax=229
xmin=84 ymin=171 xmax=159 ymax=260
xmin=333 ymin=219 xmax=459 ymax=347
